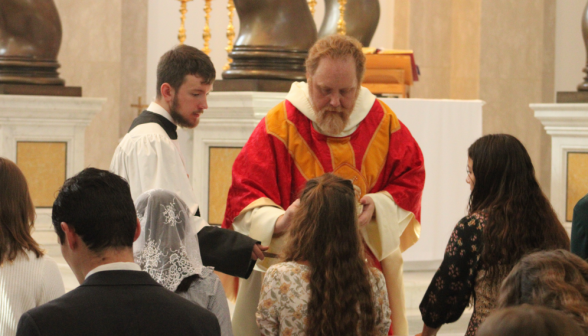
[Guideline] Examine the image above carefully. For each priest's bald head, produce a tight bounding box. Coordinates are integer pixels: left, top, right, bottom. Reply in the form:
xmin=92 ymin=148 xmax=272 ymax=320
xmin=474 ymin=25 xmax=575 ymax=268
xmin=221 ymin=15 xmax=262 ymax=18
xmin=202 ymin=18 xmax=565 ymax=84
xmin=155 ymin=45 xmax=215 ymax=128
xmin=305 ymin=35 xmax=366 ymax=135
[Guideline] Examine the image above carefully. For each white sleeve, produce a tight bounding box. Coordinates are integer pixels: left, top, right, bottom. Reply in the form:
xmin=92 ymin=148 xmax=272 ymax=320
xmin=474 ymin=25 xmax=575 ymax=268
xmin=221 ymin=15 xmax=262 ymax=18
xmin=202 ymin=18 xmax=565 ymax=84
xmin=39 ymin=256 xmax=65 ymax=306
xmin=361 ymin=192 xmax=417 ymax=261
xmin=233 ymin=206 xmax=286 ymax=273
xmin=232 ymin=206 xmax=285 ymax=247
xmin=111 ymin=134 xmax=199 ymax=215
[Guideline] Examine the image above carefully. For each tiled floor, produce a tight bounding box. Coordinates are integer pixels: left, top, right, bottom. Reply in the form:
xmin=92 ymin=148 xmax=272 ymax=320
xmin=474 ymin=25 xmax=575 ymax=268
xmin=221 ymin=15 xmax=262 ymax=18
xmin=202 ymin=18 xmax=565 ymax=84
xmin=35 ymin=230 xmax=470 ymax=336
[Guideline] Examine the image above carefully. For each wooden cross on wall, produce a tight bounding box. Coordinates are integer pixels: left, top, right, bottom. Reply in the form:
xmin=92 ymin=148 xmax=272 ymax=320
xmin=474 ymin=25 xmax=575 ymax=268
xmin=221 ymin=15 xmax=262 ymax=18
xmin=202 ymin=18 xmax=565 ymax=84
xmin=131 ymin=97 xmax=148 ymax=116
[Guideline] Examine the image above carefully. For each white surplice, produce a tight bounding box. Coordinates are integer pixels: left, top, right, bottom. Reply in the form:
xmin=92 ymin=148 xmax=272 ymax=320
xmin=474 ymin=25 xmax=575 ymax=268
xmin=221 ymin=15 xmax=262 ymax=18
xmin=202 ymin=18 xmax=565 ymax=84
xmin=110 ymin=102 xmax=199 ymax=216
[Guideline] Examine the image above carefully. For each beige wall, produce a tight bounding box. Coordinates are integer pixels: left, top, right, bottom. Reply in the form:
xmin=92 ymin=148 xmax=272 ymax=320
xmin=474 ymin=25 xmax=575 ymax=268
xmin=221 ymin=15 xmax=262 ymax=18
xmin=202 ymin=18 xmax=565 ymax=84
xmin=394 ymin=0 xmax=555 ymax=194
xmin=54 ymin=0 xmax=147 ymax=170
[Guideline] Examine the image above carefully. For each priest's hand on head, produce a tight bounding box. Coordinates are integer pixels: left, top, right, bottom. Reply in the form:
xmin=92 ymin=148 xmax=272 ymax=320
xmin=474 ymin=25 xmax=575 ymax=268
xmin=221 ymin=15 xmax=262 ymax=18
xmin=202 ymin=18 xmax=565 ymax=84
xmin=358 ymin=195 xmax=375 ymax=228
xmin=251 ymin=243 xmax=269 ymax=260
xmin=274 ymin=199 xmax=301 ymax=237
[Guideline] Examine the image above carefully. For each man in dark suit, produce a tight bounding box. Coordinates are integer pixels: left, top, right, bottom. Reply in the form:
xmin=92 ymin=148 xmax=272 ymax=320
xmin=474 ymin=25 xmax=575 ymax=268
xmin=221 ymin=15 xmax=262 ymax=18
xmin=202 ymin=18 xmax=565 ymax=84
xmin=16 ymin=168 xmax=220 ymax=336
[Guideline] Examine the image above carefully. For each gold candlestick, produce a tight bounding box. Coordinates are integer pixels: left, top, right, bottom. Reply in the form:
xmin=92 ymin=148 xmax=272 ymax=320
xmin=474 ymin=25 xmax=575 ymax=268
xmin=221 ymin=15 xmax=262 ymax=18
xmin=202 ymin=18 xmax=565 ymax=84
xmin=308 ymin=0 xmax=317 ymax=15
xmin=337 ymin=0 xmax=346 ymax=35
xmin=177 ymin=0 xmax=193 ymax=44
xmin=202 ymin=0 xmax=212 ymax=55
xmin=223 ymin=0 xmax=235 ymax=70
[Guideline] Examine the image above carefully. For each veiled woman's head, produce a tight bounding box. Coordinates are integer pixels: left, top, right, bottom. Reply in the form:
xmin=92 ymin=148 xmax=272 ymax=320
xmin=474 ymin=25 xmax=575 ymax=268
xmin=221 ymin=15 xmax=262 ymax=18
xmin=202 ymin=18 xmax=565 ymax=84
xmin=133 ymin=189 xmax=202 ymax=292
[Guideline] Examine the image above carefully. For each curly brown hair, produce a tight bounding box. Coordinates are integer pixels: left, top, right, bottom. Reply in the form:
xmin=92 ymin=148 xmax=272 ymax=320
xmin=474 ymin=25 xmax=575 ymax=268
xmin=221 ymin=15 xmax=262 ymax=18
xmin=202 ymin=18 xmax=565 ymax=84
xmin=477 ymin=304 xmax=584 ymax=336
xmin=468 ymin=134 xmax=569 ymax=288
xmin=282 ymin=173 xmax=377 ymax=336
xmin=0 ymin=157 xmax=43 ymax=264
xmin=498 ymin=249 xmax=588 ymax=334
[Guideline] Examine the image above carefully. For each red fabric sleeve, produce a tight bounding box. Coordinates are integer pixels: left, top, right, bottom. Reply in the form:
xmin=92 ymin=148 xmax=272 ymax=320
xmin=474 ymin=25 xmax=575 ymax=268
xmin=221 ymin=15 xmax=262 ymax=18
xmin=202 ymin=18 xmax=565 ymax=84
xmin=222 ymin=118 xmax=293 ymax=229
xmin=378 ymin=120 xmax=425 ymax=221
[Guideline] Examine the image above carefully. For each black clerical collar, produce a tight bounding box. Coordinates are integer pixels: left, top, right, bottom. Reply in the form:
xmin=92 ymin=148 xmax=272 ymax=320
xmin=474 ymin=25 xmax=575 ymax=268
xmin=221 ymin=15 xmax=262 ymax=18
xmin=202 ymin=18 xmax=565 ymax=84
xmin=128 ymin=110 xmax=178 ymax=140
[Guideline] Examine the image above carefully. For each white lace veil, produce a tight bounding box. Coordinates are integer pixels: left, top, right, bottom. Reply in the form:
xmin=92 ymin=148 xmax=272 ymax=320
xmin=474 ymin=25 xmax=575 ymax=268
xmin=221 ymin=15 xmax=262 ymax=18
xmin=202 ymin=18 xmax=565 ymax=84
xmin=133 ymin=189 xmax=203 ymax=291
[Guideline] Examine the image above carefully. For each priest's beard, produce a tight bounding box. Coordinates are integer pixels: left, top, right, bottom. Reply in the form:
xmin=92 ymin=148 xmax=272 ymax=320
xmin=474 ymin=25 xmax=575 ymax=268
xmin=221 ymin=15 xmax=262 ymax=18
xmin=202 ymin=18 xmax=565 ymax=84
xmin=170 ymin=95 xmax=200 ymax=128
xmin=315 ymin=106 xmax=352 ymax=135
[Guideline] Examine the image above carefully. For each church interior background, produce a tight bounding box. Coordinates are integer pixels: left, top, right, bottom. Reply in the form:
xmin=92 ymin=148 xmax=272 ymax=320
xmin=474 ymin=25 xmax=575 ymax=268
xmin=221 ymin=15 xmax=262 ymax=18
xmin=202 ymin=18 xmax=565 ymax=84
xmin=2 ymin=0 xmax=587 ymax=334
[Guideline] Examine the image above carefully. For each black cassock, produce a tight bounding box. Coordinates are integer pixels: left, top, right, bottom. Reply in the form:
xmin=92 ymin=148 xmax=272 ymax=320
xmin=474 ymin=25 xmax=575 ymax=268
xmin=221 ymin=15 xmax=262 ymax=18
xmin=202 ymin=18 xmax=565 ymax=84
xmin=128 ymin=111 xmax=259 ymax=279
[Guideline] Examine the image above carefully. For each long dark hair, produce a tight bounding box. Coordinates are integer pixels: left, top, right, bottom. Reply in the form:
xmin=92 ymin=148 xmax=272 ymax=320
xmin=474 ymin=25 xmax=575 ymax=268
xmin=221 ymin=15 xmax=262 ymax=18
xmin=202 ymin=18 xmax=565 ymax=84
xmin=0 ymin=157 xmax=43 ymax=264
xmin=467 ymin=134 xmax=569 ymax=287
xmin=282 ymin=173 xmax=376 ymax=336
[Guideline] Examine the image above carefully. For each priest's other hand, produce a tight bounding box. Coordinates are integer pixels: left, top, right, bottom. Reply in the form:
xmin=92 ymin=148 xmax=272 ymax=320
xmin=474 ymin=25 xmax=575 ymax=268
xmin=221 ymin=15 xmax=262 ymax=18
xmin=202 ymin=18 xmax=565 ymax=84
xmin=251 ymin=243 xmax=269 ymax=260
xmin=274 ymin=199 xmax=301 ymax=236
xmin=358 ymin=195 xmax=375 ymax=228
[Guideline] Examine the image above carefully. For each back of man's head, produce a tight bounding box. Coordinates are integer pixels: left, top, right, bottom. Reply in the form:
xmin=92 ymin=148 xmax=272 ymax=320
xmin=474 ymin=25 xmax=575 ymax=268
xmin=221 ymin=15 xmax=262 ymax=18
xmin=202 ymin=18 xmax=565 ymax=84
xmin=52 ymin=168 xmax=137 ymax=253
xmin=156 ymin=44 xmax=216 ymax=98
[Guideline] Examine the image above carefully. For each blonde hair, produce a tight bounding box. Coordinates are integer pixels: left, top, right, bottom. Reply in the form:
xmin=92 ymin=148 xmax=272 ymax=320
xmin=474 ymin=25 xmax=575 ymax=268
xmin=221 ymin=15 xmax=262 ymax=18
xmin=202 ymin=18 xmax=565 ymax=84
xmin=305 ymin=35 xmax=365 ymax=85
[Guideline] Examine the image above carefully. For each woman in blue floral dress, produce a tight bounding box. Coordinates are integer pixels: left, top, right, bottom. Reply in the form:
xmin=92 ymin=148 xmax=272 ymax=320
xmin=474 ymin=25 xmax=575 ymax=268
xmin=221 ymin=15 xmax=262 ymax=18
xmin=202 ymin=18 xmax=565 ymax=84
xmin=418 ymin=134 xmax=570 ymax=336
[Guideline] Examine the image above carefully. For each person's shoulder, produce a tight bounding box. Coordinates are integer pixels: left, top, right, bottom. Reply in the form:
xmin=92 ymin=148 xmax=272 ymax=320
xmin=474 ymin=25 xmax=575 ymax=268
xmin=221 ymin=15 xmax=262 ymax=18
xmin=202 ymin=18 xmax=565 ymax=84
xmin=458 ymin=212 xmax=486 ymax=225
xmin=116 ymin=125 xmax=175 ymax=151
xmin=190 ymin=267 xmax=220 ymax=295
xmin=367 ymin=267 xmax=385 ymax=282
xmin=268 ymin=261 xmax=305 ymax=273
xmin=575 ymin=193 xmax=588 ymax=211
xmin=122 ymin=123 xmax=172 ymax=144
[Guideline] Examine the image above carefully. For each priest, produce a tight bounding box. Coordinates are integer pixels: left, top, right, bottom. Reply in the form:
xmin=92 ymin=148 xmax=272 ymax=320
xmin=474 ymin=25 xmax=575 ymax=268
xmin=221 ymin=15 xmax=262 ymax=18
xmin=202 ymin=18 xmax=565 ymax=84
xmin=223 ymin=35 xmax=425 ymax=336
xmin=111 ymin=44 xmax=264 ymax=279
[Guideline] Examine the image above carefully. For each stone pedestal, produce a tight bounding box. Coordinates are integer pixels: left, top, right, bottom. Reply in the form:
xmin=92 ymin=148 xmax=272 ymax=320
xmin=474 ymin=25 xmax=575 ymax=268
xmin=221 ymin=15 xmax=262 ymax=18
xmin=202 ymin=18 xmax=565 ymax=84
xmin=0 ymin=95 xmax=104 ymax=230
xmin=532 ymin=103 xmax=588 ymax=232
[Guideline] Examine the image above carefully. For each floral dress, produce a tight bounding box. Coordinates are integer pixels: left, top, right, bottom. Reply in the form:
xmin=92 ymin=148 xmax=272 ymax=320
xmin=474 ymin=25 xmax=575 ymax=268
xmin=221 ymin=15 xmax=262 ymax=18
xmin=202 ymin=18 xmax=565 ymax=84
xmin=256 ymin=262 xmax=391 ymax=336
xmin=419 ymin=212 xmax=499 ymax=336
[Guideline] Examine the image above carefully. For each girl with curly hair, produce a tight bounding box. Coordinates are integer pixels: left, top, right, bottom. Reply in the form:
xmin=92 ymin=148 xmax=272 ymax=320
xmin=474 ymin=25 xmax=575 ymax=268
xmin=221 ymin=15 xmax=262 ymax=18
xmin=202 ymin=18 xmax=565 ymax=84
xmin=418 ymin=134 xmax=570 ymax=336
xmin=256 ymin=173 xmax=391 ymax=336
xmin=498 ymin=249 xmax=588 ymax=334
xmin=477 ymin=304 xmax=584 ymax=336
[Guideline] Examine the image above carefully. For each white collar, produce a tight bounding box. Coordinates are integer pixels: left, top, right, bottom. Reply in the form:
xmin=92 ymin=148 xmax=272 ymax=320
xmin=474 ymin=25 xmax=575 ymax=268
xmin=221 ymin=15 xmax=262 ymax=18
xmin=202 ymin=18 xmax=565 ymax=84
xmin=85 ymin=262 xmax=142 ymax=279
xmin=285 ymin=82 xmax=376 ymax=137
xmin=147 ymin=102 xmax=175 ymax=125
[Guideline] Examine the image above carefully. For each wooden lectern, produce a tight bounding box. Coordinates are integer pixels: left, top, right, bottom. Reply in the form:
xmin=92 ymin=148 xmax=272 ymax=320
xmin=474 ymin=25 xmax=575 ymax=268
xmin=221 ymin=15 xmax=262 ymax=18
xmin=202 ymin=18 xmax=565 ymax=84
xmin=362 ymin=50 xmax=418 ymax=98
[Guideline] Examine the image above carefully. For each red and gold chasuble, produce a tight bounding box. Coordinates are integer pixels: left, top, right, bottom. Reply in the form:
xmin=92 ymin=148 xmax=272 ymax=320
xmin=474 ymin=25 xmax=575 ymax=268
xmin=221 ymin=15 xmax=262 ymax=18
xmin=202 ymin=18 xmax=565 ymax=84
xmin=224 ymin=98 xmax=425 ymax=252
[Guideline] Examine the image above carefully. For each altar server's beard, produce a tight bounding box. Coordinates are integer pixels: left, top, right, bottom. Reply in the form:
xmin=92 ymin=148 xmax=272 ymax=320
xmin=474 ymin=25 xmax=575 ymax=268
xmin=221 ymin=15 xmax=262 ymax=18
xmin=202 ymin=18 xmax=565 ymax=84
xmin=315 ymin=107 xmax=352 ymax=136
xmin=170 ymin=96 xmax=201 ymax=128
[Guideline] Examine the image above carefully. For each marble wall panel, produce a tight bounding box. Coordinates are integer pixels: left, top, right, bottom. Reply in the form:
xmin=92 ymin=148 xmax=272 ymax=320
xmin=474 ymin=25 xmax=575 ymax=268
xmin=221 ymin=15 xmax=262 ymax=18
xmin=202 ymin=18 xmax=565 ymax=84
xmin=54 ymin=0 xmax=123 ymax=169
xmin=567 ymin=152 xmax=588 ymax=222
xmin=479 ymin=0 xmax=554 ymax=193
xmin=208 ymin=147 xmax=242 ymax=225
xmin=393 ymin=0 xmax=411 ymax=50
xmin=120 ymin=0 xmax=148 ymax=138
xmin=407 ymin=0 xmax=452 ymax=100
xmin=411 ymin=66 xmax=451 ymax=99
xmin=17 ymin=142 xmax=67 ymax=208
xmin=541 ymin=0 xmax=556 ymax=103
xmin=449 ymin=0 xmax=481 ymax=99
xmin=54 ymin=0 xmax=147 ymax=169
